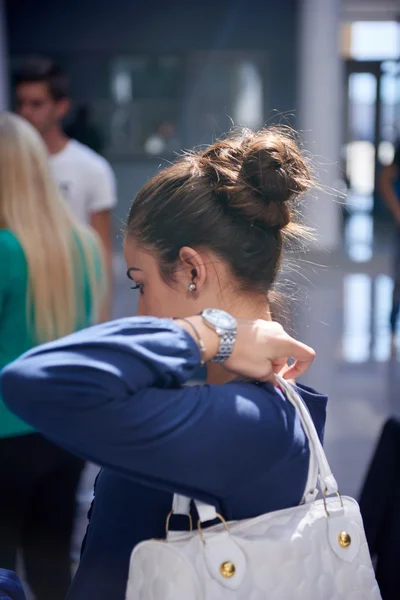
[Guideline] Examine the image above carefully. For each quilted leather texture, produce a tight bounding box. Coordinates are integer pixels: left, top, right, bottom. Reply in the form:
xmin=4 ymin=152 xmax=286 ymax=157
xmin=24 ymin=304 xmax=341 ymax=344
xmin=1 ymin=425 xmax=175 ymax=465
xmin=127 ymin=496 xmax=381 ymax=600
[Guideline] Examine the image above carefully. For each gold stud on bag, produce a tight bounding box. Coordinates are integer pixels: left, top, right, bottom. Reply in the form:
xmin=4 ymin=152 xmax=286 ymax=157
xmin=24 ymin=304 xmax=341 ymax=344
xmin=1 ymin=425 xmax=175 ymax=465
xmin=220 ymin=562 xmax=236 ymax=578
xmin=126 ymin=376 xmax=382 ymax=599
xmin=338 ymin=531 xmax=352 ymax=548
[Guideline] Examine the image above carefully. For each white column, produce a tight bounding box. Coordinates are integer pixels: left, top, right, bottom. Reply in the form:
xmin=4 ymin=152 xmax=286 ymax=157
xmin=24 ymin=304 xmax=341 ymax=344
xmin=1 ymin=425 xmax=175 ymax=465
xmin=0 ymin=0 xmax=8 ymax=110
xmin=298 ymin=0 xmax=343 ymax=250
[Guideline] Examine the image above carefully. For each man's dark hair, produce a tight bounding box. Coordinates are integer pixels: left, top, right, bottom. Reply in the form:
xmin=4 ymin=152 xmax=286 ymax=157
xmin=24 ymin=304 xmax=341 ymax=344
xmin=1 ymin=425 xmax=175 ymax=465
xmin=14 ymin=57 xmax=69 ymax=100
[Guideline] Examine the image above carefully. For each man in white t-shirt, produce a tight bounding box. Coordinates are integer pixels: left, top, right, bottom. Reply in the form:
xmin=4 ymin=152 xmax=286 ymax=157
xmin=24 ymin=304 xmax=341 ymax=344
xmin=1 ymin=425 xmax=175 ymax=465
xmin=15 ymin=57 xmax=116 ymax=317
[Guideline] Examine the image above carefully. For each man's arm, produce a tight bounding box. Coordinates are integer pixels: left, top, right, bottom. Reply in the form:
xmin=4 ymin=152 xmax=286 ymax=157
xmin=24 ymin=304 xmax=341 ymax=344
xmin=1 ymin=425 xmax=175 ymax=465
xmin=91 ymin=209 xmax=113 ymax=322
xmin=88 ymin=158 xmax=117 ymax=322
xmin=379 ymin=164 xmax=400 ymax=224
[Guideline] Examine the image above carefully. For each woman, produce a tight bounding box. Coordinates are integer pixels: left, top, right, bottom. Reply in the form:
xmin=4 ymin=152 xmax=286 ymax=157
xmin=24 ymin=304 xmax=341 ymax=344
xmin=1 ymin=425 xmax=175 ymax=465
xmin=0 ymin=113 xmax=105 ymax=600
xmin=2 ymin=127 xmax=326 ymax=600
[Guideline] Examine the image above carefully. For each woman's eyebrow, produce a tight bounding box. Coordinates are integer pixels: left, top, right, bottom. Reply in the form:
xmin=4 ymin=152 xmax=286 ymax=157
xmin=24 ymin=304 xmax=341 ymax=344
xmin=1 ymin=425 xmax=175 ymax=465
xmin=126 ymin=267 xmax=143 ymax=279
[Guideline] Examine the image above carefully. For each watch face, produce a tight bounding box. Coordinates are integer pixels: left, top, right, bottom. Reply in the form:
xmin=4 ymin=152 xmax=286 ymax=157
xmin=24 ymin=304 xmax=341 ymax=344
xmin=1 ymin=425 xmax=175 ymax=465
xmin=202 ymin=308 xmax=237 ymax=330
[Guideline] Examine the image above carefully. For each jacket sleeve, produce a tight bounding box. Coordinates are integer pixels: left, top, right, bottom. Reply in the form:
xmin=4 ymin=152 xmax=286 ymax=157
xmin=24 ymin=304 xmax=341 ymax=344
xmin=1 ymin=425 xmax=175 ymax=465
xmin=0 ymin=317 xmax=288 ymax=500
xmin=0 ymin=570 xmax=27 ymax=600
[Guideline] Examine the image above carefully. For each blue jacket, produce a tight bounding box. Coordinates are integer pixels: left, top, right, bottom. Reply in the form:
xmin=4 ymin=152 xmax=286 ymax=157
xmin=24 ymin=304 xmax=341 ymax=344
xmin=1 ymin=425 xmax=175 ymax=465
xmin=0 ymin=317 xmax=327 ymax=600
xmin=0 ymin=571 xmax=26 ymax=600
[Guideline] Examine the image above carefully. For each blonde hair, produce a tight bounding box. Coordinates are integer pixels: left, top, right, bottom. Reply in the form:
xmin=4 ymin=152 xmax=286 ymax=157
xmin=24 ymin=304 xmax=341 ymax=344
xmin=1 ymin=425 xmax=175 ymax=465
xmin=0 ymin=112 xmax=105 ymax=343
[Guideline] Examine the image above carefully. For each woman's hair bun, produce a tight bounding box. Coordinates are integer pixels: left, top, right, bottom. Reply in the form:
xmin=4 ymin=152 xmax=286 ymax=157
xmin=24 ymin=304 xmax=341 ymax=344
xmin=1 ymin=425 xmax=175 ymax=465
xmin=198 ymin=126 xmax=314 ymax=231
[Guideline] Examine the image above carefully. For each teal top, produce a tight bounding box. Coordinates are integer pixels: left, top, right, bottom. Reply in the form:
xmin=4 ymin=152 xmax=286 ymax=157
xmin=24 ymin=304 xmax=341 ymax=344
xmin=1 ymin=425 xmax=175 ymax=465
xmin=0 ymin=229 xmax=100 ymax=438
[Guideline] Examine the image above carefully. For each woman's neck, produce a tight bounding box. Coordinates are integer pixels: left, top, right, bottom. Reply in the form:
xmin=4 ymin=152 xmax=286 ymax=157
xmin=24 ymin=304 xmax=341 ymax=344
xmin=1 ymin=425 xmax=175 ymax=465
xmin=206 ymin=299 xmax=271 ymax=385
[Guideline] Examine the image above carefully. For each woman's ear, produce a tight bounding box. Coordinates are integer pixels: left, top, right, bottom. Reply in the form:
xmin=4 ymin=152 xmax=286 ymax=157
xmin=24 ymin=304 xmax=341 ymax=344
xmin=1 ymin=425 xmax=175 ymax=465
xmin=178 ymin=246 xmax=207 ymax=294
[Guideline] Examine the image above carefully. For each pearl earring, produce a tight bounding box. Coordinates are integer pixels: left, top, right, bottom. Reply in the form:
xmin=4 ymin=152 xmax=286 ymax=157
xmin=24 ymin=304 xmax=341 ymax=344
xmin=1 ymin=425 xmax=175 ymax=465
xmin=188 ymin=283 xmax=196 ymax=292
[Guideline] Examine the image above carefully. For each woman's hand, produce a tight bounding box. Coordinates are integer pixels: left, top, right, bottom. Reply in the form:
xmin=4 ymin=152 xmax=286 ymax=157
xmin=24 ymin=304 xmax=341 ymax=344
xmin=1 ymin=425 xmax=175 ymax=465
xmin=177 ymin=316 xmax=315 ymax=384
xmin=225 ymin=319 xmax=315 ymax=383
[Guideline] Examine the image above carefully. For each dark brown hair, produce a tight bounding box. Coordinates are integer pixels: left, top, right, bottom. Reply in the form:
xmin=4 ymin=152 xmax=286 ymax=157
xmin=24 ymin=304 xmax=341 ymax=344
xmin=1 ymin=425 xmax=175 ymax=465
xmin=127 ymin=126 xmax=313 ymax=294
xmin=14 ymin=57 xmax=68 ymax=101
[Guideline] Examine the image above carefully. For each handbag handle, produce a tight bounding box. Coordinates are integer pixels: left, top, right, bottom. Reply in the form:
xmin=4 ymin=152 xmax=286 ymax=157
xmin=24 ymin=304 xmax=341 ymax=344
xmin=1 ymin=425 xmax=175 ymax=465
xmin=172 ymin=377 xmax=338 ymax=524
xmin=276 ymin=376 xmax=338 ymax=496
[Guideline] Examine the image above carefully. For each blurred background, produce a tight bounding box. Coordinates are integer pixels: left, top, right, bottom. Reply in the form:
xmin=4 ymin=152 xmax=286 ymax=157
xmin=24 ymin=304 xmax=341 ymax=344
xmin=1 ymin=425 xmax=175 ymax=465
xmin=1 ymin=0 xmax=399 ymax=553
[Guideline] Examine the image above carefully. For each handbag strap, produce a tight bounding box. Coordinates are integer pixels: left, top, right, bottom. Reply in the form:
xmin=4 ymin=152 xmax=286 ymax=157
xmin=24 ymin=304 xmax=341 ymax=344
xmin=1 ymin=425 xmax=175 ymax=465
xmin=276 ymin=376 xmax=338 ymax=496
xmin=172 ymin=376 xmax=337 ymax=523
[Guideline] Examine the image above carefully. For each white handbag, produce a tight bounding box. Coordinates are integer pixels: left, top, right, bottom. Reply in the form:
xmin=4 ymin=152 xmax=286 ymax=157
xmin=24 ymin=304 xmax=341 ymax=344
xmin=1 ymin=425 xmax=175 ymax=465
xmin=126 ymin=376 xmax=382 ymax=599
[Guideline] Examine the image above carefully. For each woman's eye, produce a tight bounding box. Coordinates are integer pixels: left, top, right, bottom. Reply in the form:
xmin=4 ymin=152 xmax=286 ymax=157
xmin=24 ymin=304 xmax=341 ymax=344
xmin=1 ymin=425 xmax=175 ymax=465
xmin=131 ymin=283 xmax=144 ymax=295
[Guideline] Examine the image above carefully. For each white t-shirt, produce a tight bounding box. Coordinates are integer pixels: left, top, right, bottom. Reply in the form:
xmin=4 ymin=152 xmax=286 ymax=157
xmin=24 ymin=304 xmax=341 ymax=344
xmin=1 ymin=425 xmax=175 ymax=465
xmin=50 ymin=140 xmax=117 ymax=225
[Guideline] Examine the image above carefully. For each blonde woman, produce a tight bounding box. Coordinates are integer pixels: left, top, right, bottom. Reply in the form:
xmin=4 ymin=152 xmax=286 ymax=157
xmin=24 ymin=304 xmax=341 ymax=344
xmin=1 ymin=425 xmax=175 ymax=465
xmin=0 ymin=112 xmax=105 ymax=600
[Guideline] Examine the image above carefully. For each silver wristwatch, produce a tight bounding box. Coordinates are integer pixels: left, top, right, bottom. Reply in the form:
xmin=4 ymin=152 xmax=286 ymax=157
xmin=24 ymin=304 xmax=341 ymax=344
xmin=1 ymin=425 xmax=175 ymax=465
xmin=200 ymin=308 xmax=237 ymax=363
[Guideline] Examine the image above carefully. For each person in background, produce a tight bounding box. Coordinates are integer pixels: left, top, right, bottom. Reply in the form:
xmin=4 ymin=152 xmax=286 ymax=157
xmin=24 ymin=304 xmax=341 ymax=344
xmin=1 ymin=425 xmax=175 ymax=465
xmin=0 ymin=112 xmax=105 ymax=600
xmin=379 ymin=143 xmax=400 ymax=354
xmin=144 ymin=120 xmax=180 ymax=155
xmin=2 ymin=127 xmax=325 ymax=600
xmin=14 ymin=56 xmax=116 ymax=320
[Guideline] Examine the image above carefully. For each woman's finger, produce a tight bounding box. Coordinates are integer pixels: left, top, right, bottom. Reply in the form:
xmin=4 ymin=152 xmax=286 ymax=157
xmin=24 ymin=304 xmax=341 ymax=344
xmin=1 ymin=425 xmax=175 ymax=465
xmin=279 ymin=338 xmax=315 ymax=379
xmin=272 ymin=358 xmax=288 ymax=374
xmin=258 ymin=370 xmax=278 ymax=385
xmin=282 ymin=358 xmax=313 ymax=380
